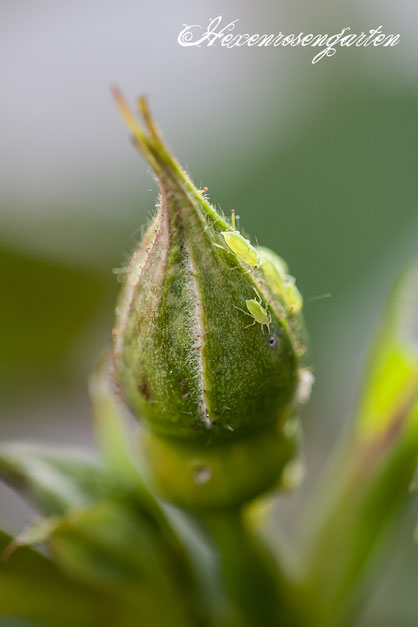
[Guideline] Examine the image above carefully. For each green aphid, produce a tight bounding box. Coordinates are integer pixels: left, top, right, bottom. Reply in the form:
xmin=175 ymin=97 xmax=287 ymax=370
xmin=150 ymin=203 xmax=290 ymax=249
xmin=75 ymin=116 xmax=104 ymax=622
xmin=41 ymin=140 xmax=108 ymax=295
xmin=258 ymin=247 xmax=288 ymax=290
xmin=220 ymin=210 xmax=261 ymax=267
xmin=258 ymin=246 xmax=303 ymax=315
xmin=282 ymin=277 xmax=303 ymax=315
xmin=235 ymin=293 xmax=272 ymax=332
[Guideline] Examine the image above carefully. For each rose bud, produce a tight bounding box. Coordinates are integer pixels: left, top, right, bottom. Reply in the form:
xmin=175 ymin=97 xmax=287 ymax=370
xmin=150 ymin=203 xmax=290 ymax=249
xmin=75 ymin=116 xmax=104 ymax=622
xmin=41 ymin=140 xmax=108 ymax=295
xmin=111 ymin=89 xmax=310 ymax=508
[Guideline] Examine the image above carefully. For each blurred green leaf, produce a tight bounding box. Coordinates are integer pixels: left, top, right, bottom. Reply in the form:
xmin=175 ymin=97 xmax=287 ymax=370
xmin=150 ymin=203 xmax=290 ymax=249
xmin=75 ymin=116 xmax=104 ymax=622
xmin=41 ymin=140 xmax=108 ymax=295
xmin=299 ymin=261 xmax=418 ymax=627
xmin=0 ymin=530 xmax=121 ymax=627
xmin=0 ymin=460 xmax=207 ymax=626
xmin=0 ymin=421 xmax=208 ymax=625
xmin=1 ymin=516 xmax=62 ymax=563
xmin=89 ymin=351 xmax=149 ymax=489
xmin=356 ymin=261 xmax=418 ymax=440
xmin=1 ymin=518 xmax=200 ymax=626
xmin=46 ymin=501 xmax=203 ymax=627
xmin=0 ymin=444 xmax=113 ymax=515
xmin=0 ymin=246 xmax=111 ymax=394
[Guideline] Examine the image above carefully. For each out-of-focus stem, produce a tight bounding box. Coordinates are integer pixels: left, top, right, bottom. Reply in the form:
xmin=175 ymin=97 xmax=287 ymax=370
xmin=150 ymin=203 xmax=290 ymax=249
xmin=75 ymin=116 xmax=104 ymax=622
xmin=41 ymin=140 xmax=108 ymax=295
xmin=196 ymin=510 xmax=300 ymax=627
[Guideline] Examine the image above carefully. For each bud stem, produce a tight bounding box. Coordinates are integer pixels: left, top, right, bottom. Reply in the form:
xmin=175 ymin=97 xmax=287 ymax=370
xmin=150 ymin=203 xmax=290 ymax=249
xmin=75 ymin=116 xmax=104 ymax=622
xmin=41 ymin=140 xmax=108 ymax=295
xmin=196 ymin=510 xmax=299 ymax=627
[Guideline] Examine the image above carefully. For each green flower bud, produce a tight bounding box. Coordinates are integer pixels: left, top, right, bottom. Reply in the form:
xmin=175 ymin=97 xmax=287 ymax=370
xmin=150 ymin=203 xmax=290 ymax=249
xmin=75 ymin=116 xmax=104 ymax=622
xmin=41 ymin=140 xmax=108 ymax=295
xmin=111 ymin=90 xmax=310 ymax=508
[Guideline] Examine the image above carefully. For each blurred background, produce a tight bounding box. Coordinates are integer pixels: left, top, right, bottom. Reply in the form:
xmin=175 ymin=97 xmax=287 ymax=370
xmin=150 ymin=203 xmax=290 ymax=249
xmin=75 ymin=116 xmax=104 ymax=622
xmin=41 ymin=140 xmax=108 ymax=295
xmin=1 ymin=1 xmax=417 ymax=624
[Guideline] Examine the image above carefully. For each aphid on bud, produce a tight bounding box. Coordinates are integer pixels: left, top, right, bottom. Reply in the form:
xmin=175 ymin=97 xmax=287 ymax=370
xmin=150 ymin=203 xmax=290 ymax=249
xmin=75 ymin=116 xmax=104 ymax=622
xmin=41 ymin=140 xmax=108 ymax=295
xmin=258 ymin=246 xmax=303 ymax=315
xmin=220 ymin=210 xmax=261 ymax=267
xmin=258 ymin=247 xmax=288 ymax=291
xmin=282 ymin=277 xmax=303 ymax=315
xmin=234 ymin=293 xmax=272 ymax=333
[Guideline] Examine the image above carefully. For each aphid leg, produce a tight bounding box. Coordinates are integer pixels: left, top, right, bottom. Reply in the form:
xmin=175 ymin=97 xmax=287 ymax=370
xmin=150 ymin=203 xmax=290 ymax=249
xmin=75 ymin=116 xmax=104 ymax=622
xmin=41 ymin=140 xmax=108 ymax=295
xmin=233 ymin=305 xmax=252 ymax=318
xmin=244 ymin=320 xmax=257 ymax=329
xmin=231 ymin=209 xmax=236 ymax=230
xmin=229 ymin=266 xmax=251 ymax=274
xmin=256 ymin=277 xmax=273 ymax=304
xmin=213 ymin=243 xmax=237 ymax=258
xmin=229 ymin=264 xmax=251 ymax=275
xmin=212 ymin=218 xmax=225 ymax=229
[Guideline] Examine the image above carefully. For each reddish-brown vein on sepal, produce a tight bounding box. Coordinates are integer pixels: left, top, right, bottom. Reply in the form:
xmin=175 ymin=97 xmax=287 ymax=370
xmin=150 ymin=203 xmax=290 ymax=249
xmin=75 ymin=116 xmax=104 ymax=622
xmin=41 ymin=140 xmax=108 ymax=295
xmin=182 ymin=236 xmax=211 ymax=429
xmin=113 ymin=196 xmax=172 ymax=373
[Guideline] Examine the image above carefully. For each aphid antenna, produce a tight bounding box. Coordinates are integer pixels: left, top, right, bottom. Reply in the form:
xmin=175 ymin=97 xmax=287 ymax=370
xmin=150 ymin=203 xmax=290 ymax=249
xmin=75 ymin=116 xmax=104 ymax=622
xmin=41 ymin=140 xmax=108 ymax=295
xmin=130 ymin=225 xmax=142 ymax=239
xmin=306 ymin=292 xmax=332 ymax=305
xmin=252 ymin=286 xmax=263 ymax=303
xmin=254 ymin=280 xmax=275 ymax=308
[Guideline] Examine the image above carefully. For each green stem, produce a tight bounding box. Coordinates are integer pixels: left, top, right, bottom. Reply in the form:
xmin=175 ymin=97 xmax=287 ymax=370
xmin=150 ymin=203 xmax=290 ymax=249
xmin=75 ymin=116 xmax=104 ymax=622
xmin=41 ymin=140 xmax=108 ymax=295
xmin=196 ymin=510 xmax=298 ymax=627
